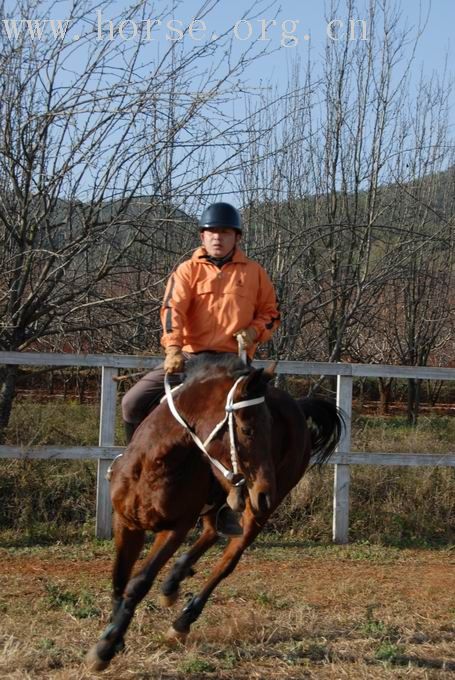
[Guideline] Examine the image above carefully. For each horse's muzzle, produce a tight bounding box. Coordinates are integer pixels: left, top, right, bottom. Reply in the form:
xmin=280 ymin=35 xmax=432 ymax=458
xmin=250 ymin=489 xmax=273 ymax=517
xmin=258 ymin=491 xmax=273 ymax=514
xmin=227 ymin=485 xmax=246 ymax=513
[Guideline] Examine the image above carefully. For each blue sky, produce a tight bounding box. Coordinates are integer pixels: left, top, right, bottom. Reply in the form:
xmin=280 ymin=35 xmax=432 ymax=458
xmin=3 ymin=0 xmax=453 ymax=202
xmin=99 ymin=0 xmax=453 ymax=130
xmin=202 ymin=0 xmax=454 ymax=128
xmin=7 ymin=0 xmax=452 ymax=126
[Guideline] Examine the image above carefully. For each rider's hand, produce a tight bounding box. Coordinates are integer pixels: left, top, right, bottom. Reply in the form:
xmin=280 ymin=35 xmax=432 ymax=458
xmin=164 ymin=346 xmax=184 ymax=374
xmin=235 ymin=327 xmax=257 ymax=349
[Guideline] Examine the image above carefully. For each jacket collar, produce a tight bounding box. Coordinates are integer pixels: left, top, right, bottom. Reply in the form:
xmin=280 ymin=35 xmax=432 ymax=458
xmin=193 ymin=246 xmax=248 ymax=264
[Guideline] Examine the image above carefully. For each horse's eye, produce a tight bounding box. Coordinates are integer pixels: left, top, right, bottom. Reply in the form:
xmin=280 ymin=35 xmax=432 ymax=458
xmin=241 ymin=426 xmax=254 ymax=437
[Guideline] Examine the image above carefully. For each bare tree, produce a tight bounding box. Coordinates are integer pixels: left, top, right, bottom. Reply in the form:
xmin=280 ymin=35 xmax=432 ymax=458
xmin=234 ymin=0 xmax=454 ymax=399
xmin=355 ymin=60 xmax=455 ymax=422
xmin=0 ymin=0 xmax=281 ymax=437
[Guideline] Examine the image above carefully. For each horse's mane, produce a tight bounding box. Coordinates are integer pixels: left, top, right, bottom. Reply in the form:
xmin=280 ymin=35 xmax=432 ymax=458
xmin=183 ymin=353 xmax=250 ymax=386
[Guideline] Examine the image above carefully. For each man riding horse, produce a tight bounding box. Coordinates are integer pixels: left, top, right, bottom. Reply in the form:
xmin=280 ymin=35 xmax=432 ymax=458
xmin=121 ymin=201 xmax=280 ymax=535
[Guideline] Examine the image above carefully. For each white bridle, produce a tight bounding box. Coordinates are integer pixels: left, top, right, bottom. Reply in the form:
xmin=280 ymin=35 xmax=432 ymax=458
xmin=164 ymin=373 xmax=265 ymax=486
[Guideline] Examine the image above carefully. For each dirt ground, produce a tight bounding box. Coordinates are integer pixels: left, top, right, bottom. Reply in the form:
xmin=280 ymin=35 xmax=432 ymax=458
xmin=0 ymin=540 xmax=454 ymax=679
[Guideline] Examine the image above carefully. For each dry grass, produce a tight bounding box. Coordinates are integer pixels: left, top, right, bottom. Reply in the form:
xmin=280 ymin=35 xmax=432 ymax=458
xmin=269 ymin=463 xmax=454 ymax=545
xmin=353 ymin=414 xmax=454 ymax=454
xmin=1 ymin=540 xmax=454 ymax=679
xmin=268 ymin=414 xmax=455 ymax=545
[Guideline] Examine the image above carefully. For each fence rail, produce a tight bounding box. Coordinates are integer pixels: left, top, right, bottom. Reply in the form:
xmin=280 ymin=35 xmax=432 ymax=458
xmin=1 ymin=352 xmax=454 ymax=542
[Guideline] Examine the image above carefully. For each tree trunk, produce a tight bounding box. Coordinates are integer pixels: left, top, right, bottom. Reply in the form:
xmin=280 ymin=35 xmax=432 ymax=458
xmin=0 ymin=365 xmax=19 ymax=443
xmin=427 ymin=380 xmax=443 ymax=407
xmin=77 ymin=368 xmax=87 ymax=405
xmin=48 ymin=369 xmax=54 ymax=395
xmin=407 ymin=378 xmax=421 ymax=426
xmin=357 ymin=377 xmax=365 ymax=410
xmin=378 ymin=377 xmax=393 ymax=415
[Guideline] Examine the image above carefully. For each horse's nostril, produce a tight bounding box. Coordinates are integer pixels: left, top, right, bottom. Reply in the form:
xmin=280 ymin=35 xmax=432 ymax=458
xmin=257 ymin=492 xmax=272 ymax=514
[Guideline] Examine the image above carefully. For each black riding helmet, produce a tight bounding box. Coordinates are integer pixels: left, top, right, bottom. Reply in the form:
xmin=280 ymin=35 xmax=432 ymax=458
xmin=198 ymin=202 xmax=242 ymax=233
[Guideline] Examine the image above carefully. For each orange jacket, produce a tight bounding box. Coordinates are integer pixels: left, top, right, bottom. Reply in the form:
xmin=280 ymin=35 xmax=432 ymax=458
xmin=160 ymin=247 xmax=280 ymax=358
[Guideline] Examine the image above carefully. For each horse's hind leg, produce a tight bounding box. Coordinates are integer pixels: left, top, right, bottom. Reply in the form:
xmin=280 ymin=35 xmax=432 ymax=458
xmin=167 ymin=512 xmax=263 ymax=644
xmin=160 ymin=510 xmax=219 ymax=607
xmin=86 ymin=526 xmax=189 ymax=672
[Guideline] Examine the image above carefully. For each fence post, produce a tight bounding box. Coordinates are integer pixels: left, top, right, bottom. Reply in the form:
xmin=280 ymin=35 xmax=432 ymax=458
xmin=96 ymin=366 xmax=118 ymax=539
xmin=333 ymin=374 xmax=353 ymax=544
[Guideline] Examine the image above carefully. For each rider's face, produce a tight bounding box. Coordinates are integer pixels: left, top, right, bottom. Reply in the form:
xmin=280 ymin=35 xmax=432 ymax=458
xmin=200 ymin=228 xmax=241 ymax=258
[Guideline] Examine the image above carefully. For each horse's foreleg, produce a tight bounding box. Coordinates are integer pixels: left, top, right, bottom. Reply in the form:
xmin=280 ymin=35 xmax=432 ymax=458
xmin=86 ymin=526 xmax=189 ymax=672
xmin=167 ymin=511 xmax=263 ymax=643
xmin=160 ymin=510 xmax=219 ymax=607
xmin=112 ymin=518 xmax=145 ymax=619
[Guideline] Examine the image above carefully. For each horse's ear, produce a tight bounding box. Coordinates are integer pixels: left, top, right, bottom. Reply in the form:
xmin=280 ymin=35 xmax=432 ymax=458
xmin=238 ymin=367 xmax=272 ymax=397
xmin=232 ymin=367 xmax=251 ymax=380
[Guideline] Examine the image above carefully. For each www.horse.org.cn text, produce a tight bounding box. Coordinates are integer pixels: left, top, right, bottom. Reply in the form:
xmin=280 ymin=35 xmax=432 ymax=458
xmin=1 ymin=14 xmax=369 ymax=46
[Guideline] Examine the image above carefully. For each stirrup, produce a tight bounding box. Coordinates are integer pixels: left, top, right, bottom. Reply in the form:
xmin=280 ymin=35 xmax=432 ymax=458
xmin=216 ymin=505 xmax=243 ymax=537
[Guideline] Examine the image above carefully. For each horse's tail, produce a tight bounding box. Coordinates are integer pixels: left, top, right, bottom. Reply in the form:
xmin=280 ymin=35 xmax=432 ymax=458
xmin=297 ymin=398 xmax=345 ymax=468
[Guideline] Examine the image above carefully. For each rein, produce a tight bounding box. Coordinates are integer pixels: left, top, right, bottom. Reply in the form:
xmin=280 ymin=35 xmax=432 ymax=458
xmin=164 ymin=373 xmax=265 ymax=487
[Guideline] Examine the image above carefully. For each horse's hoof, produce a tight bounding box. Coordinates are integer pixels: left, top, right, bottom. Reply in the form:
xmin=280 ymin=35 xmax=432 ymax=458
xmin=85 ymin=645 xmax=111 ymax=672
xmin=159 ymin=590 xmax=179 ymax=608
xmin=165 ymin=626 xmax=188 ymax=645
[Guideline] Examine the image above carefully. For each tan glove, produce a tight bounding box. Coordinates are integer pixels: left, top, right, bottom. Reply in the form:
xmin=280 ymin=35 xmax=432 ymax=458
xmin=235 ymin=327 xmax=258 ymax=349
xmin=164 ymin=346 xmax=184 ymax=374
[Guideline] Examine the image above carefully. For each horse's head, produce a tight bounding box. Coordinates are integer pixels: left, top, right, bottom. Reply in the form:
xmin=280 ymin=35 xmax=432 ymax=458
xmin=227 ymin=363 xmax=277 ymax=517
xmin=178 ymin=356 xmax=277 ymax=519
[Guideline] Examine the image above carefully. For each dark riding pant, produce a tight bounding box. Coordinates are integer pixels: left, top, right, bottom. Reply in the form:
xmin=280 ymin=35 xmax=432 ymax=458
xmin=121 ymin=351 xmax=241 ymax=424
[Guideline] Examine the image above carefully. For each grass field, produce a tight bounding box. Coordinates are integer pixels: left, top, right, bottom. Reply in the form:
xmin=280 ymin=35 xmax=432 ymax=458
xmin=0 ymin=538 xmax=454 ymax=679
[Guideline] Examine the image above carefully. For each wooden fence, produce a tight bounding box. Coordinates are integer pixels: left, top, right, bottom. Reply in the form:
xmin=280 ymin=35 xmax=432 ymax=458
xmin=1 ymin=351 xmax=454 ymax=543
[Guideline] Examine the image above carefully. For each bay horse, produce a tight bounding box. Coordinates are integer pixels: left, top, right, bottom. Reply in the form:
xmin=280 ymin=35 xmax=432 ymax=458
xmin=86 ymin=355 xmax=343 ymax=671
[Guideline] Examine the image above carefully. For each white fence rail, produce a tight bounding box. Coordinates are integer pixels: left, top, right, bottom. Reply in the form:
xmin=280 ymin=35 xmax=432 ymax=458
xmin=1 ymin=352 xmax=454 ymax=542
